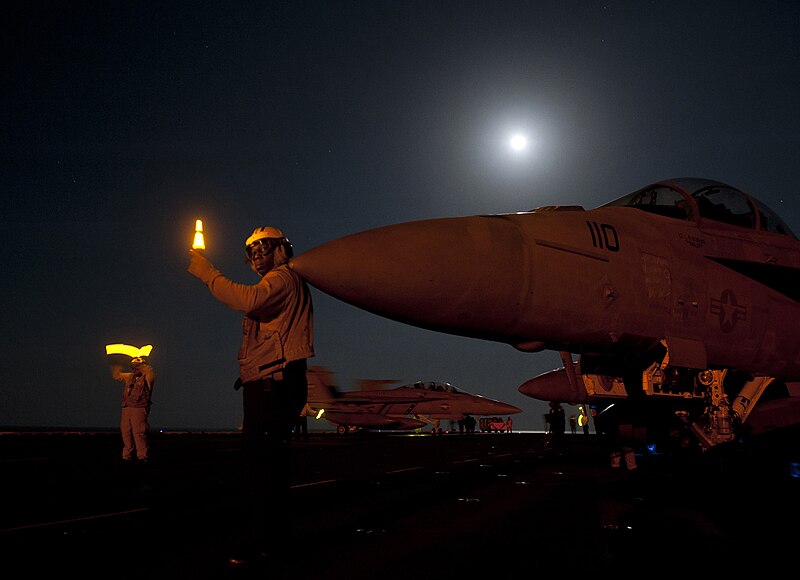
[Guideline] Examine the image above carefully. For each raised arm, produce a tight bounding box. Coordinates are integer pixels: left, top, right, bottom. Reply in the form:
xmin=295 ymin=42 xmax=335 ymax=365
xmin=111 ymin=365 xmax=127 ymax=382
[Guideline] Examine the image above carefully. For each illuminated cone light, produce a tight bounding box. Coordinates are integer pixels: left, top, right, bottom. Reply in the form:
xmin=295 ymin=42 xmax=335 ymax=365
xmin=192 ymin=219 xmax=206 ymax=250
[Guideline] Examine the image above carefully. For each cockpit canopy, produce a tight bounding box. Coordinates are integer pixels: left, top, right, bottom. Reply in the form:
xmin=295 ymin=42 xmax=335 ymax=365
xmin=411 ymin=381 xmax=460 ymax=393
xmin=602 ymin=177 xmax=797 ymax=239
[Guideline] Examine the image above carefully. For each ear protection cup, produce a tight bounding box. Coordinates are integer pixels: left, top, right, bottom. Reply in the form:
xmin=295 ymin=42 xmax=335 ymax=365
xmin=274 ymin=243 xmax=292 ymax=265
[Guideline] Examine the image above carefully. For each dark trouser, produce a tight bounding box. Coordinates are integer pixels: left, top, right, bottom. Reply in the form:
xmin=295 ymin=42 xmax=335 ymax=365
xmin=120 ymin=406 xmax=149 ymax=460
xmin=239 ymin=359 xmax=308 ymax=558
xmin=294 ymin=416 xmax=308 ymax=441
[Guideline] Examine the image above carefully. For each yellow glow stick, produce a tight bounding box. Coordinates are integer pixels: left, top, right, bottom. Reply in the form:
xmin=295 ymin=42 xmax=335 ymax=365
xmin=192 ymin=219 xmax=206 ymax=250
xmin=105 ymin=344 xmax=154 ymax=358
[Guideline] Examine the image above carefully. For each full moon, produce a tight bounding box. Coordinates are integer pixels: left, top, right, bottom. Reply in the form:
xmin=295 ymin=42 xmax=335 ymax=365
xmin=510 ymin=134 xmax=527 ymax=151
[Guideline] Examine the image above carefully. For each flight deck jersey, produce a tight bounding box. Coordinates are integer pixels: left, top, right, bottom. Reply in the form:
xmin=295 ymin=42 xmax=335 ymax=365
xmin=200 ymin=263 xmax=314 ymax=383
xmin=114 ymin=366 xmax=156 ymax=409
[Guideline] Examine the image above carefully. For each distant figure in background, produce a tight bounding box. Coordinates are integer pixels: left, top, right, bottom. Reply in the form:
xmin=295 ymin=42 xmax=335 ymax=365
xmin=505 ymin=416 xmax=513 ymax=433
xmin=578 ymin=406 xmax=591 ymax=435
xmin=294 ymin=402 xmax=313 ymax=442
xmin=547 ymin=401 xmax=566 ymax=448
xmin=569 ymin=414 xmax=577 ymax=435
xmin=110 ymin=356 xmax=155 ymax=463
xmin=188 ymin=225 xmax=314 ymax=572
xmin=465 ymin=414 xmax=476 ymax=434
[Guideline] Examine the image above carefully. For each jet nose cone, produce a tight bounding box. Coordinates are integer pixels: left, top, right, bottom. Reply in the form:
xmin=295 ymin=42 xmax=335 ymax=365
xmin=518 ymin=368 xmax=587 ymax=404
xmin=290 ymin=215 xmax=528 ymax=341
xmin=496 ymin=401 xmax=523 ymax=414
xmin=479 ymin=397 xmax=522 ymax=414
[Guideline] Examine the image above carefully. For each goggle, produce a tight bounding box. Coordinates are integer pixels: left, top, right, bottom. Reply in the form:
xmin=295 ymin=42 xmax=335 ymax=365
xmin=246 ymin=239 xmax=279 ymax=259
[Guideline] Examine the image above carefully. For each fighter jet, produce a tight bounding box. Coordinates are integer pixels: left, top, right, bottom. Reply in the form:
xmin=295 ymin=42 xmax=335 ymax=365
xmin=290 ymin=178 xmax=800 ymax=449
xmin=306 ymin=366 xmax=522 ymax=434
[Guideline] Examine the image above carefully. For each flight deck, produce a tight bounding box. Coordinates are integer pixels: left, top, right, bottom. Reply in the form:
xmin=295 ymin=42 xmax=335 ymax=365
xmin=1 ymin=430 xmax=797 ymax=579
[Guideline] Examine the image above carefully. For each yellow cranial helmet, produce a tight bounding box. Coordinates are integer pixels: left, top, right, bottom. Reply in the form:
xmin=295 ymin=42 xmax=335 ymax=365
xmin=245 ymin=226 xmax=286 ymax=248
xmin=245 ymin=226 xmax=293 ymax=260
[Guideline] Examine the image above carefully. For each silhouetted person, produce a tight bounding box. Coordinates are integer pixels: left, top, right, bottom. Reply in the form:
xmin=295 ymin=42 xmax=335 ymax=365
xmin=294 ymin=403 xmax=313 ymax=442
xmin=578 ymin=406 xmax=591 ymax=435
xmin=465 ymin=414 xmax=476 ymax=434
xmin=569 ymin=414 xmax=577 ymax=435
xmin=547 ymin=401 xmax=566 ymax=448
xmin=505 ymin=416 xmax=513 ymax=433
xmin=188 ymin=225 xmax=314 ymax=572
xmin=110 ymin=356 xmax=155 ymax=463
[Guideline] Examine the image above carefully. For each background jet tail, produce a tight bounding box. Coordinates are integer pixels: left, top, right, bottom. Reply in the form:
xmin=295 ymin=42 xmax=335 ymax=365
xmin=306 ymin=366 xmax=342 ymax=403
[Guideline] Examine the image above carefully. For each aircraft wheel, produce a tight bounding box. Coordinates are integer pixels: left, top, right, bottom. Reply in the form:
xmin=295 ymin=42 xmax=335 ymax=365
xmin=337 ymin=425 xmax=347 ymax=435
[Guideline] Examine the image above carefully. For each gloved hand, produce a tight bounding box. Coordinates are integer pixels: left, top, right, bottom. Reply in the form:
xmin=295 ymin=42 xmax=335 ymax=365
xmin=188 ymin=248 xmax=217 ymax=283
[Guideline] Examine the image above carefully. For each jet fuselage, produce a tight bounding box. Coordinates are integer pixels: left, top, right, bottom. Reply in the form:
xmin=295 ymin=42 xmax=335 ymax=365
xmin=291 ymin=178 xmax=800 ymax=446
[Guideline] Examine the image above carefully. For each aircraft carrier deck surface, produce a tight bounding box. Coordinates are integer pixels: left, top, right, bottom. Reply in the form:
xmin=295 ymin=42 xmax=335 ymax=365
xmin=1 ymin=430 xmax=797 ymax=579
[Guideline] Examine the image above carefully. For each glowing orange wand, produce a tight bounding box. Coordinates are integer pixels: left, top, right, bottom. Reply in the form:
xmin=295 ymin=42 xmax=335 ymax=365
xmin=192 ymin=219 xmax=206 ymax=250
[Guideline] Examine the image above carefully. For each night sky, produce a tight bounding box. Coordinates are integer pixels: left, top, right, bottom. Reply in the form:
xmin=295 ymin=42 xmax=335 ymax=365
xmin=4 ymin=1 xmax=800 ymax=431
